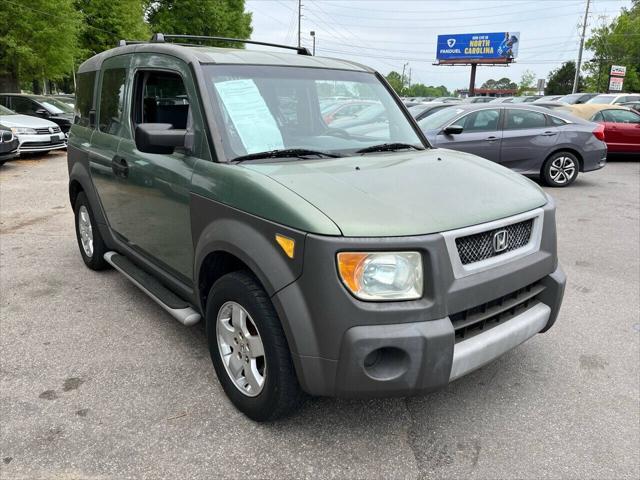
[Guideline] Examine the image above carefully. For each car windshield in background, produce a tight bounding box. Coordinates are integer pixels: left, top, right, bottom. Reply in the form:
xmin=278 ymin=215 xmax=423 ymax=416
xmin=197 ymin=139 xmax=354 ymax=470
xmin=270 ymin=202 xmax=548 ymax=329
xmin=417 ymin=107 xmax=465 ymax=130
xmin=586 ymin=95 xmax=617 ymax=104
xmin=38 ymin=98 xmax=73 ymax=114
xmin=204 ymin=65 xmax=423 ymax=161
xmin=0 ymin=105 xmax=16 ymax=115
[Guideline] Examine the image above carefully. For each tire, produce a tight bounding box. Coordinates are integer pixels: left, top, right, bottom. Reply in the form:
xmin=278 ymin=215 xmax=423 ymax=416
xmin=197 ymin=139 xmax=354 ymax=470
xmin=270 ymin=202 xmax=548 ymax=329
xmin=542 ymin=151 xmax=579 ymax=187
xmin=74 ymin=192 xmax=108 ymax=270
xmin=205 ymin=271 xmax=303 ymax=421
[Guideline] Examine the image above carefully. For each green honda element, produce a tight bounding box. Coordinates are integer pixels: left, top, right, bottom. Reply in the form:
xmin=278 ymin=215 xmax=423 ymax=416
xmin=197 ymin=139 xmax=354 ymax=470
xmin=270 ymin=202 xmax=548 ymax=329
xmin=68 ymin=34 xmax=565 ymax=421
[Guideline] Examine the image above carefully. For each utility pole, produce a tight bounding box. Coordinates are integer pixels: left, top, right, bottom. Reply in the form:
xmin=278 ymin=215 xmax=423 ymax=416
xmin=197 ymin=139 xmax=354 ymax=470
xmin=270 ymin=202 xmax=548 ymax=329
xmin=310 ymin=31 xmax=316 ymax=55
xmin=401 ymin=62 xmax=409 ymax=90
xmin=573 ymin=0 xmax=590 ymax=93
xmin=297 ymin=0 xmax=302 ymax=49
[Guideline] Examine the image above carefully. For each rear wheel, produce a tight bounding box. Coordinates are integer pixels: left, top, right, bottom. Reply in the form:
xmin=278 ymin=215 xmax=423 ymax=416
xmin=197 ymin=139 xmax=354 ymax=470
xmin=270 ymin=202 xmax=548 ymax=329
xmin=542 ymin=151 xmax=579 ymax=187
xmin=74 ymin=192 xmax=108 ymax=270
xmin=205 ymin=271 xmax=303 ymax=421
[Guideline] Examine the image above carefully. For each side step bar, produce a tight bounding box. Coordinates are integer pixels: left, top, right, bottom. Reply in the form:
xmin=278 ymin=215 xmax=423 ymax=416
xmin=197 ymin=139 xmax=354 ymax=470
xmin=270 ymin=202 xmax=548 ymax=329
xmin=104 ymin=252 xmax=201 ymax=326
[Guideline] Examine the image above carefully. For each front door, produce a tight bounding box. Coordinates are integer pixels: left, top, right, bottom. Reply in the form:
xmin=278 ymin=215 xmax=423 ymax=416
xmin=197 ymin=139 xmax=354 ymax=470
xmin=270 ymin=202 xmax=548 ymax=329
xmin=114 ymin=54 xmax=211 ymax=280
xmin=435 ymin=108 xmax=502 ymax=162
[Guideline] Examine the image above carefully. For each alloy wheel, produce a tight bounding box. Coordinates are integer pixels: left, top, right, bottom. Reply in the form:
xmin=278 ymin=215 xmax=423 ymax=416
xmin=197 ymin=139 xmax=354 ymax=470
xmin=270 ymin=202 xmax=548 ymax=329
xmin=549 ymin=156 xmax=576 ymax=185
xmin=78 ymin=205 xmax=94 ymax=258
xmin=216 ymin=301 xmax=266 ymax=397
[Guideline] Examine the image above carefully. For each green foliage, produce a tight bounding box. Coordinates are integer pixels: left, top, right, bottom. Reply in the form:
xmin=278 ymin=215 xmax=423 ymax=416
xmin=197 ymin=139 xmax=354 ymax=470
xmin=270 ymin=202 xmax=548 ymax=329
xmin=480 ymin=78 xmax=517 ymax=90
xmin=518 ymin=69 xmax=537 ymax=94
xmin=583 ymin=1 xmax=640 ymax=92
xmin=0 ymin=0 xmax=81 ymax=91
xmin=546 ymin=61 xmax=583 ymax=94
xmin=147 ymin=0 xmax=252 ymax=46
xmin=384 ymin=71 xmax=450 ymax=97
xmin=75 ymin=0 xmax=150 ymax=57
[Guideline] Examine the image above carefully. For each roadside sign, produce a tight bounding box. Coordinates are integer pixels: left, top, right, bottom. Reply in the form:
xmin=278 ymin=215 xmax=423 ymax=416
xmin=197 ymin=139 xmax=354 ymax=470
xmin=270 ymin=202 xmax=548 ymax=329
xmin=610 ymin=65 xmax=626 ymax=77
xmin=609 ymin=76 xmax=624 ymax=92
xmin=537 ymin=79 xmax=545 ymax=93
xmin=436 ymin=32 xmax=520 ymax=62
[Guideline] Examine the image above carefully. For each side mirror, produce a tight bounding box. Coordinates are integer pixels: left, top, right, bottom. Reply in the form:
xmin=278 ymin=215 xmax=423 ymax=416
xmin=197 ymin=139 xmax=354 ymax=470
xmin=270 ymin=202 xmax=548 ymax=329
xmin=135 ymin=123 xmax=186 ymax=154
xmin=35 ymin=108 xmax=49 ymax=117
xmin=443 ymin=124 xmax=464 ymax=135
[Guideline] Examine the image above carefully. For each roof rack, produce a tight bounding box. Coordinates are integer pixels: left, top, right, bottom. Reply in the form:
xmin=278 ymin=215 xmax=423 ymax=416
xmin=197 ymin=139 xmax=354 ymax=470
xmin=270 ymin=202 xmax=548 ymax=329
xmin=150 ymin=33 xmax=311 ymax=55
xmin=117 ymin=39 xmax=147 ymax=47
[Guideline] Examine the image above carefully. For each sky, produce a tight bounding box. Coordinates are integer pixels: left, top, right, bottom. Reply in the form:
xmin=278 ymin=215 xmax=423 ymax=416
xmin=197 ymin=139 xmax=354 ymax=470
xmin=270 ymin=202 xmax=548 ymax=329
xmin=245 ymin=0 xmax=633 ymax=90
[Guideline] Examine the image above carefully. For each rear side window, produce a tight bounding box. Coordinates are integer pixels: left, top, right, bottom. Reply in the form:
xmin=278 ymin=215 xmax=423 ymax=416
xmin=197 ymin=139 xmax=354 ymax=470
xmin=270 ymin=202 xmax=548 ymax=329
xmin=505 ymin=109 xmax=547 ymax=130
xmin=99 ymin=68 xmax=127 ymax=136
xmin=601 ymin=109 xmax=640 ymax=124
xmin=75 ymin=71 xmax=96 ymax=127
xmin=547 ymin=116 xmax=566 ymax=126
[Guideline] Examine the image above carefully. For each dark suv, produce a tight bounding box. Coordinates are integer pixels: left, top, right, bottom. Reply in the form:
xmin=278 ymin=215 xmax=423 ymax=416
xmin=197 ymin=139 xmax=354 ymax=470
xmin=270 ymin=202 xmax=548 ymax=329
xmin=68 ymin=35 xmax=565 ymax=421
xmin=0 ymin=93 xmax=74 ymax=134
xmin=0 ymin=125 xmax=19 ymax=165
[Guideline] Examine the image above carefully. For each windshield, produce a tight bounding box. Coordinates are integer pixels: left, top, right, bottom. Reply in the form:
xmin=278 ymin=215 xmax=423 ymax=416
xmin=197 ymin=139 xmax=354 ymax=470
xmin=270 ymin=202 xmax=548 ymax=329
xmin=36 ymin=98 xmax=72 ymax=114
xmin=587 ymin=95 xmax=616 ymax=104
xmin=204 ymin=65 xmax=424 ymax=160
xmin=0 ymin=105 xmax=16 ymax=115
xmin=417 ymin=107 xmax=465 ymax=130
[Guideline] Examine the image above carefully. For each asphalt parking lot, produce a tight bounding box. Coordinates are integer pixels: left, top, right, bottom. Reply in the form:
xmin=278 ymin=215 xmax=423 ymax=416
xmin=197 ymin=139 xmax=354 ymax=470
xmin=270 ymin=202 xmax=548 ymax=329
xmin=1 ymin=151 xmax=638 ymax=479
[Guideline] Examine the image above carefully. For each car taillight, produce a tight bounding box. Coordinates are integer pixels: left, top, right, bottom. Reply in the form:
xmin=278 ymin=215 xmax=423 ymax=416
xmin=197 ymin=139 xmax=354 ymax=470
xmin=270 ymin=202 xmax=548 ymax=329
xmin=592 ymin=124 xmax=605 ymax=141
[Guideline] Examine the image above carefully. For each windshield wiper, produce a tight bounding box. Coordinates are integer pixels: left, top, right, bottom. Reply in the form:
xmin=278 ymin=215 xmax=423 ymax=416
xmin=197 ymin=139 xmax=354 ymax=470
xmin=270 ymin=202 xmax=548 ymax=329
xmin=232 ymin=148 xmax=342 ymax=162
xmin=356 ymin=143 xmax=424 ymax=154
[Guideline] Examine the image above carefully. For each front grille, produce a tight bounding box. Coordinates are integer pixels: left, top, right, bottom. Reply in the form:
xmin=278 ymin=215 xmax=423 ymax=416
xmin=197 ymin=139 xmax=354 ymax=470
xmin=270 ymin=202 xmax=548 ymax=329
xmin=451 ymin=282 xmax=545 ymax=341
xmin=35 ymin=127 xmax=61 ymax=134
xmin=456 ymin=219 xmax=533 ymax=265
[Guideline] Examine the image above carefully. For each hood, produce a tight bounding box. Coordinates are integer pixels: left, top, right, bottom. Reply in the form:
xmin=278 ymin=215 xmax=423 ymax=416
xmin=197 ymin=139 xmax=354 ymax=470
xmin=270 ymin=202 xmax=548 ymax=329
xmin=0 ymin=114 xmax=60 ymax=129
xmin=243 ymin=148 xmax=547 ymax=237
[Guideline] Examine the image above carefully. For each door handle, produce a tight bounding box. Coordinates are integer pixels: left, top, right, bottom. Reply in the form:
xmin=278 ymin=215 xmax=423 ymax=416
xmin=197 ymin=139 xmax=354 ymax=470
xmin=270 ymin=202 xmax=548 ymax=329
xmin=485 ymin=136 xmax=498 ymax=141
xmin=111 ymin=155 xmax=129 ymax=178
xmin=541 ymin=131 xmax=558 ymax=136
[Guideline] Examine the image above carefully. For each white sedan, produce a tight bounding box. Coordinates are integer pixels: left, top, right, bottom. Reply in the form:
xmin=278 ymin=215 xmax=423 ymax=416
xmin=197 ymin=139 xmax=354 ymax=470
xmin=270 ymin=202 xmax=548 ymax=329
xmin=0 ymin=105 xmax=66 ymax=154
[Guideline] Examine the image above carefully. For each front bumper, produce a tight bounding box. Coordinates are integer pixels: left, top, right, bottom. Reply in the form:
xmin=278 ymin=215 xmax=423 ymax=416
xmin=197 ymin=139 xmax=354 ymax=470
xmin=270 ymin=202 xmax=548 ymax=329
xmin=17 ymin=132 xmax=66 ymax=152
xmin=272 ymin=201 xmax=565 ymax=397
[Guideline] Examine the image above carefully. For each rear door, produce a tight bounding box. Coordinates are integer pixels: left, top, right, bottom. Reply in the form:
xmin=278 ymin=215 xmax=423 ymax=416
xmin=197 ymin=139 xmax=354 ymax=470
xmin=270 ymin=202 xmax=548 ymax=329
xmin=434 ymin=108 xmax=502 ymax=162
xmin=89 ymin=54 xmax=132 ymax=238
xmin=499 ymin=108 xmax=559 ymax=173
xmin=599 ymin=109 xmax=640 ymax=153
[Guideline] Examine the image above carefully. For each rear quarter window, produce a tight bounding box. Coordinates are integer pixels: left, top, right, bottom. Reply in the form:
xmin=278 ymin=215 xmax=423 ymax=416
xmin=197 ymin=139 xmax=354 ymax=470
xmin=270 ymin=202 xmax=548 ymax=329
xmin=75 ymin=71 xmax=96 ymax=127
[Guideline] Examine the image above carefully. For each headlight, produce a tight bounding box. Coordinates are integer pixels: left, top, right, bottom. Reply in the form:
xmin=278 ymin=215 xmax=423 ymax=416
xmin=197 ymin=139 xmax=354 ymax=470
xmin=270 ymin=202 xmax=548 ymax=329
xmin=10 ymin=127 xmax=36 ymax=135
xmin=337 ymin=252 xmax=423 ymax=300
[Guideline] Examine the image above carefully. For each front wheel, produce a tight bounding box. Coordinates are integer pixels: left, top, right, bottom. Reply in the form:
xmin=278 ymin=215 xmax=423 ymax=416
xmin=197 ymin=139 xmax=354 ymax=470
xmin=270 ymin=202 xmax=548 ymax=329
xmin=542 ymin=152 xmax=579 ymax=187
xmin=206 ymin=271 xmax=303 ymax=421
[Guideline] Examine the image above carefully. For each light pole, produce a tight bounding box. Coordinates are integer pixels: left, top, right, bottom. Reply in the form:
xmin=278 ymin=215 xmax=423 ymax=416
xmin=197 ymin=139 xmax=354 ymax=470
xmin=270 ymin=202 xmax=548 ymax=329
xmin=310 ymin=31 xmax=316 ymax=55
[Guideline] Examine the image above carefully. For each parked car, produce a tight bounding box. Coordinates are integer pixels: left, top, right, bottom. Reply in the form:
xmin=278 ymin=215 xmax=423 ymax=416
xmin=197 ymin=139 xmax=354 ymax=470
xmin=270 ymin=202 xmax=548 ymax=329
xmin=69 ymin=34 xmax=565 ymax=421
xmin=530 ymin=101 xmax=571 ymax=111
xmin=321 ymin=100 xmax=376 ymax=124
xmin=0 ymin=105 xmax=66 ymax=154
xmin=533 ymin=95 xmax=564 ymax=102
xmin=586 ymin=93 xmax=640 ymax=105
xmin=417 ymin=104 xmax=607 ymax=187
xmin=0 ymin=124 xmax=20 ymax=165
xmin=556 ymin=92 xmax=598 ymax=104
xmin=408 ymin=102 xmax=455 ymax=121
xmin=490 ymin=97 xmax=515 ymax=103
xmin=566 ymin=104 xmax=640 ymax=155
xmin=463 ymin=97 xmax=494 ymax=103
xmin=432 ymin=96 xmax=460 ymax=103
xmin=0 ymin=93 xmax=74 ymax=134
xmin=620 ymin=101 xmax=640 ymax=113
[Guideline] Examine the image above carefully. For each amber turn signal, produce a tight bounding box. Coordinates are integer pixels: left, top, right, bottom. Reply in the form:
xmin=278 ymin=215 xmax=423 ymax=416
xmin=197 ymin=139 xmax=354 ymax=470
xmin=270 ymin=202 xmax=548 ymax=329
xmin=275 ymin=234 xmax=295 ymax=259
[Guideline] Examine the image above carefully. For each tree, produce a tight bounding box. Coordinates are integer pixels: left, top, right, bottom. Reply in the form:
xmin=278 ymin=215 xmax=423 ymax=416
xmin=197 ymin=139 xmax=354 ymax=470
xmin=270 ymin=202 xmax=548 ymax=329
xmin=583 ymin=0 xmax=640 ymax=92
xmin=480 ymin=77 xmax=517 ymax=90
xmin=404 ymin=83 xmax=451 ymax=97
xmin=75 ymin=0 xmax=150 ymax=58
xmin=518 ymin=69 xmax=537 ymax=94
xmin=546 ymin=61 xmax=583 ymax=94
xmin=385 ymin=71 xmax=405 ymax=94
xmin=147 ymin=0 xmax=252 ymax=46
xmin=0 ymin=0 xmax=81 ymax=91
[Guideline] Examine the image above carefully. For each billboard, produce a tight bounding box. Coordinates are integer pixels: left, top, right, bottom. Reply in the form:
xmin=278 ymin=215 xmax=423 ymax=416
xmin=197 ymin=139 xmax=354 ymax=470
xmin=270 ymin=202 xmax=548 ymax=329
xmin=436 ymin=32 xmax=520 ymax=62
